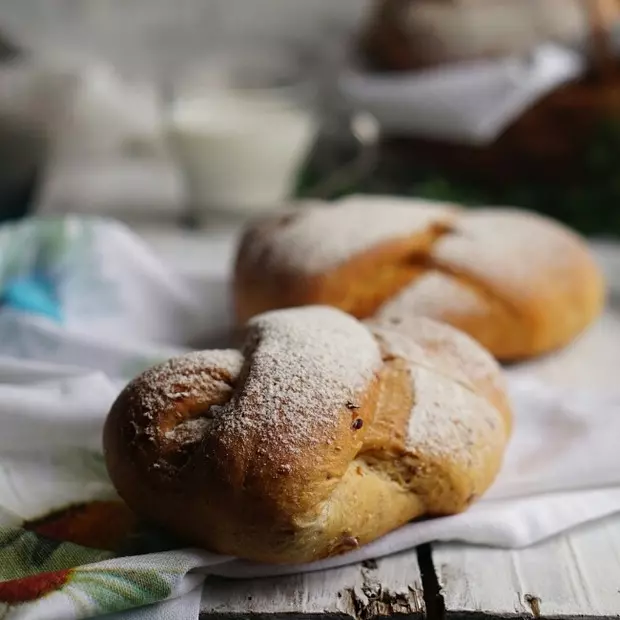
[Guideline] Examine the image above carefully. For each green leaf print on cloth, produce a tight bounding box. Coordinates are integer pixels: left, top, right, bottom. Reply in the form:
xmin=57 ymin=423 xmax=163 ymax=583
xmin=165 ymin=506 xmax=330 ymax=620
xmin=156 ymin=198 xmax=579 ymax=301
xmin=0 ymin=563 xmax=173 ymax=619
xmin=65 ymin=566 xmax=172 ymax=617
xmin=0 ymin=526 xmax=112 ymax=581
xmin=0 ymin=441 xmax=205 ymax=620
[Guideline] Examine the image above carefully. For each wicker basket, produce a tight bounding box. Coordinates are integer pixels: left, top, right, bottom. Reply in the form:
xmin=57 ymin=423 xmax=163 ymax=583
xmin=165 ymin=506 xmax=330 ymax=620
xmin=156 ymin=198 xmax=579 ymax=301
xmin=363 ymin=0 xmax=620 ymax=183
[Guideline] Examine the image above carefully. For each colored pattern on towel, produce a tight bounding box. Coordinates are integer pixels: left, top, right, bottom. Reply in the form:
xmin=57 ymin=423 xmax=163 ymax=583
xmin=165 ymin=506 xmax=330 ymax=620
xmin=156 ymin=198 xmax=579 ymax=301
xmin=0 ymin=447 xmax=200 ymax=620
xmin=0 ymin=218 xmax=208 ymax=620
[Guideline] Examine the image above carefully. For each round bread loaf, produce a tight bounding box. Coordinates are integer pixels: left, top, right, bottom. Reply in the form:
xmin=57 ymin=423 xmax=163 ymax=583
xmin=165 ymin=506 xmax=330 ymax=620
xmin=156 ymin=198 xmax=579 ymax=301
xmin=234 ymin=196 xmax=605 ymax=361
xmin=104 ymin=306 xmax=511 ymax=564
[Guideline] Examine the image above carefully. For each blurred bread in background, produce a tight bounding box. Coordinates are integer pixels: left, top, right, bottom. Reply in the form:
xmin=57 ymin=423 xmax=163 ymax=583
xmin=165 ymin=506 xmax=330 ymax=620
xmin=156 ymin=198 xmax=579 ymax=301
xmin=361 ymin=0 xmax=619 ymax=71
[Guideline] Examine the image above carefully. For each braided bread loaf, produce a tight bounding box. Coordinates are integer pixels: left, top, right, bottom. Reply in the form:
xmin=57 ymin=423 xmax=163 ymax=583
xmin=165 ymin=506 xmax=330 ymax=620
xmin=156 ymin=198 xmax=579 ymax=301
xmin=234 ymin=196 xmax=605 ymax=361
xmin=103 ymin=306 xmax=510 ymax=564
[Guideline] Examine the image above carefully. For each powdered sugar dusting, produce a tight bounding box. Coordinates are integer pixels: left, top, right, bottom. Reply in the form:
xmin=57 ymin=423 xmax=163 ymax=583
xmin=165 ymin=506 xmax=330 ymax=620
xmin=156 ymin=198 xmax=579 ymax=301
xmin=212 ymin=306 xmax=381 ymax=457
xmin=132 ymin=349 xmax=243 ymax=432
xmin=433 ymin=208 xmax=582 ymax=303
xmin=243 ymin=195 xmax=456 ymax=275
xmin=406 ymin=365 xmax=503 ymax=463
xmin=377 ymin=271 xmax=487 ymax=322
xmin=165 ymin=417 xmax=213 ymax=443
xmin=372 ymin=317 xmax=505 ymax=401
xmin=372 ymin=318 xmax=507 ymax=465
xmin=404 ymin=317 xmax=504 ymax=388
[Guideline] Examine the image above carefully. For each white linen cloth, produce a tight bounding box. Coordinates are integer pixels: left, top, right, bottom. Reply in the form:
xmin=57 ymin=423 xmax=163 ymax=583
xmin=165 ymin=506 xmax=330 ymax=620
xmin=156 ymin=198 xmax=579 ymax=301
xmin=339 ymin=44 xmax=585 ymax=145
xmin=0 ymin=216 xmax=618 ymax=620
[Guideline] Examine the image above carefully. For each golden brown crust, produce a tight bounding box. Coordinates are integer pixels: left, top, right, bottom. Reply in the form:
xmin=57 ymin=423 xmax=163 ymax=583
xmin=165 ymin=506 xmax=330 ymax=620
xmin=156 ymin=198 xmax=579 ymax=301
xmin=104 ymin=307 xmax=511 ymax=564
xmin=234 ymin=198 xmax=605 ymax=361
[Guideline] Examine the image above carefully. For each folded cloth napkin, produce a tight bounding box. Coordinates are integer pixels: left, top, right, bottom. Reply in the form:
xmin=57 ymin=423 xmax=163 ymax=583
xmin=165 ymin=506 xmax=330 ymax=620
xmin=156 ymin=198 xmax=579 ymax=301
xmin=0 ymin=216 xmax=619 ymax=620
xmin=339 ymin=44 xmax=585 ymax=145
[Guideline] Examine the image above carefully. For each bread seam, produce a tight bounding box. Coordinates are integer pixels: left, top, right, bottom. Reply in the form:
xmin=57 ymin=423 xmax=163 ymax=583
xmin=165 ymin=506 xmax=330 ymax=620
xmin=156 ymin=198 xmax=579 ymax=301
xmin=366 ymin=227 xmax=524 ymax=324
xmin=372 ymin=329 xmax=494 ymax=403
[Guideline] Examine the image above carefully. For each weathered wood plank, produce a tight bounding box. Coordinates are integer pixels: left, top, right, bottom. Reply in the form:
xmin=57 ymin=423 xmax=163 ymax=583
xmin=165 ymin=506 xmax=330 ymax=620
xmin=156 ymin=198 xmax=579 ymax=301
xmin=200 ymin=549 xmax=425 ymax=618
xmin=433 ymin=513 xmax=620 ymax=618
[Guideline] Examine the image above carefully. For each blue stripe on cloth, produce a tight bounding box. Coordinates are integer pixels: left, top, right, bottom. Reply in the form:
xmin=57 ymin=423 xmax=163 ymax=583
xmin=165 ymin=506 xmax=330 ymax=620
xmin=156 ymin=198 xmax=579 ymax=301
xmin=1 ymin=277 xmax=62 ymax=322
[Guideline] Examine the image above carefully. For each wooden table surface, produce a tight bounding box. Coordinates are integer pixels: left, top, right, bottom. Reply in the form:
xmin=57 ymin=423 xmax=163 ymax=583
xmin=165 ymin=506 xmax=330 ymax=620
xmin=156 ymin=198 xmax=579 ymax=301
xmin=200 ymin=513 xmax=620 ymax=618
xmin=136 ymin=229 xmax=620 ymax=619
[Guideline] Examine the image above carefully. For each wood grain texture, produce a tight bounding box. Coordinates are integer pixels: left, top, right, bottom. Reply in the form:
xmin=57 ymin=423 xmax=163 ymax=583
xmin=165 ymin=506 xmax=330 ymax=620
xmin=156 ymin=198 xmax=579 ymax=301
xmin=200 ymin=551 xmax=425 ymax=618
xmin=433 ymin=513 xmax=620 ymax=618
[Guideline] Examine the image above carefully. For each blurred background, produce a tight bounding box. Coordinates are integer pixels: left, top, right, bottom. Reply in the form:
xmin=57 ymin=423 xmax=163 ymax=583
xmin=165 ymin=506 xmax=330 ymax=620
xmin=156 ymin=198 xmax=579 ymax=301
xmin=1 ymin=0 xmax=620 ymax=244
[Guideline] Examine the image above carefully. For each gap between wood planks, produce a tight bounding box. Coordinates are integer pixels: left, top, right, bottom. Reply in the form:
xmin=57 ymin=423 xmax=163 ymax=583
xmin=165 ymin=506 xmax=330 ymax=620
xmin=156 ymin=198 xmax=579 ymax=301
xmin=418 ymin=544 xmax=446 ymax=620
xmin=419 ymin=546 xmax=545 ymax=620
